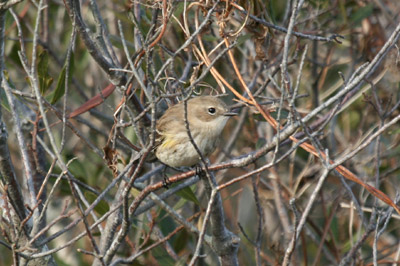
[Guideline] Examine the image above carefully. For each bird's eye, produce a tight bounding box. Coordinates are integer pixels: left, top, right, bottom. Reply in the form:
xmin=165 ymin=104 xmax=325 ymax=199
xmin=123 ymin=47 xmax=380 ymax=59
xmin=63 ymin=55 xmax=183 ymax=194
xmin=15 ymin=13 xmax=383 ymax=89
xmin=208 ymin=107 xmax=216 ymax=115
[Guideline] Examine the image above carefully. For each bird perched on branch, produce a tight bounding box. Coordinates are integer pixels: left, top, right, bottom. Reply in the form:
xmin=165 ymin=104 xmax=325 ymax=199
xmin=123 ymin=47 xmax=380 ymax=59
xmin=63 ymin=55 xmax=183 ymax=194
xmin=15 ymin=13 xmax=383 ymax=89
xmin=155 ymin=96 xmax=237 ymax=168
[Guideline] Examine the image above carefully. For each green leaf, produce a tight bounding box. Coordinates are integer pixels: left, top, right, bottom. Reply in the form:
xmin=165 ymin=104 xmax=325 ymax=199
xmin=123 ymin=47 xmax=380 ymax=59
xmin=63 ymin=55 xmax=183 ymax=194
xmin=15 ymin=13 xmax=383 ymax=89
xmin=269 ymin=109 xmax=290 ymax=120
xmin=37 ymin=50 xmax=53 ymax=95
xmin=8 ymin=42 xmax=23 ymax=67
xmin=152 ymin=246 xmax=175 ymax=266
xmin=268 ymin=0 xmax=277 ymax=24
xmin=85 ymin=192 xmax=110 ymax=216
xmin=174 ymin=184 xmax=200 ymax=205
xmin=172 ymin=230 xmax=190 ymax=252
xmin=50 ymin=51 xmax=74 ymax=104
xmin=350 ymin=4 xmax=374 ymax=25
xmin=173 ymin=2 xmax=185 ymax=16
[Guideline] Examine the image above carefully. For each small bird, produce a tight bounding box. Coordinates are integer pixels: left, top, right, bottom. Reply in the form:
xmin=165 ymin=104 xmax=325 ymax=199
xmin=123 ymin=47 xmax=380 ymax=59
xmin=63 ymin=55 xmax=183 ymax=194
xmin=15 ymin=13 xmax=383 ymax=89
xmin=155 ymin=96 xmax=236 ymax=168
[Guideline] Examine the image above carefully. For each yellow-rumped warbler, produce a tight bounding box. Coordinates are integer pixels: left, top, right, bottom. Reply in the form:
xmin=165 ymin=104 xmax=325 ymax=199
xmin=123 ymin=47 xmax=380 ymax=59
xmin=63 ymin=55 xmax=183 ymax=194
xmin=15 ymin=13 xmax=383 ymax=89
xmin=154 ymin=96 xmax=236 ymax=168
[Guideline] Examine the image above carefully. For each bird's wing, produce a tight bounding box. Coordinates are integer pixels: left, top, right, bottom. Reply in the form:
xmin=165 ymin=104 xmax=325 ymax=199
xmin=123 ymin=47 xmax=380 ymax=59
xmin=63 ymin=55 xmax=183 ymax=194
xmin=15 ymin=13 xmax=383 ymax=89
xmin=154 ymin=103 xmax=185 ymax=150
xmin=156 ymin=103 xmax=185 ymax=134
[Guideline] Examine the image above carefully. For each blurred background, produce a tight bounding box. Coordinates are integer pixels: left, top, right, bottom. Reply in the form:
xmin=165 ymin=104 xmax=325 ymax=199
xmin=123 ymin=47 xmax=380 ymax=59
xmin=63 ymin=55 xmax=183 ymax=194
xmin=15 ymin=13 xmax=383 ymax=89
xmin=0 ymin=0 xmax=400 ymax=265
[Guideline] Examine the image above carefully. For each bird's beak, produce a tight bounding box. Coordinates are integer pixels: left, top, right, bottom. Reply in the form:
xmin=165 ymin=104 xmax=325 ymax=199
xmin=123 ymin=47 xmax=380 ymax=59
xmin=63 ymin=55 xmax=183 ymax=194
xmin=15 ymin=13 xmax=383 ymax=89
xmin=223 ymin=110 xmax=238 ymax=116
